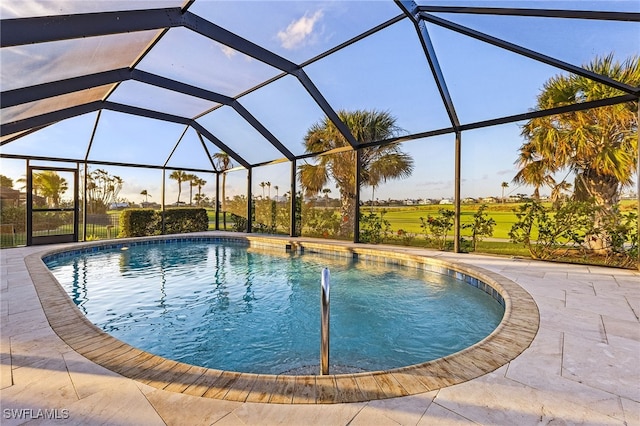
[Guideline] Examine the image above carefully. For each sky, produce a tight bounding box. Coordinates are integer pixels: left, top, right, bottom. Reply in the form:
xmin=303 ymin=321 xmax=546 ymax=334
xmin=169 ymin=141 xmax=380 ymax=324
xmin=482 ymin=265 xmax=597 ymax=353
xmin=1 ymin=0 xmax=638 ymax=205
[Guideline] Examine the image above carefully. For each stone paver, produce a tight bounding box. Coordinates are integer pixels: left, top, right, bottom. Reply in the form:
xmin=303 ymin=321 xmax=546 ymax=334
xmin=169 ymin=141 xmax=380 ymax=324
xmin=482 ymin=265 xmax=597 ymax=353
xmin=0 ymin=233 xmax=638 ymax=425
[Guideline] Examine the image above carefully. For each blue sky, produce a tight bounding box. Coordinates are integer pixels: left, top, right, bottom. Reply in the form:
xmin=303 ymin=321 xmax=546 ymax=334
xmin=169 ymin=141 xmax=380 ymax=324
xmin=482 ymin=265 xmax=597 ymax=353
xmin=1 ymin=0 xmax=638 ymax=204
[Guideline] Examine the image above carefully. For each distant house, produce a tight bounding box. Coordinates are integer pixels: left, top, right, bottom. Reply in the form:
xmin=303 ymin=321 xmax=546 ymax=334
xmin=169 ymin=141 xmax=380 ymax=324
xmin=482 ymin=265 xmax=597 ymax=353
xmin=109 ymin=202 xmax=130 ymax=210
xmin=439 ymin=198 xmax=452 ymax=205
xmin=462 ymin=197 xmax=477 ymax=204
xmin=0 ymin=186 xmax=20 ymax=207
xmin=481 ymin=196 xmax=499 ymax=204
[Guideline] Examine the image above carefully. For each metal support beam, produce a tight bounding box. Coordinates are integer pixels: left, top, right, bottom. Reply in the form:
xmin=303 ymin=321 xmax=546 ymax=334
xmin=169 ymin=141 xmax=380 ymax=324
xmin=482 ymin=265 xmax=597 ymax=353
xmin=163 ymin=126 xmax=190 ymax=168
xmin=1 ymin=8 xmax=183 ymax=47
xmin=419 ymin=12 xmax=639 ymax=95
xmin=0 ymin=152 xmax=217 ymax=174
xmin=417 ymin=6 xmax=640 ymax=22
xmin=215 ymin=172 xmax=220 ymax=231
xmin=1 ymin=68 xmax=129 ymax=108
xmin=161 ymin=168 xmax=166 ymax=233
xmin=1 ymin=101 xmax=103 ymax=136
xmin=295 ymin=70 xmax=359 ymax=149
xmin=290 ymin=159 xmax=298 ymax=237
xmin=132 ymin=69 xmax=234 ymax=104
xmin=190 ymin=122 xmax=250 ymax=169
xmin=231 ymin=101 xmax=295 ymax=160
xmin=182 ymin=12 xmax=298 ymax=74
xmin=26 ymin=160 xmax=32 ymax=246
xmin=82 ymin=162 xmax=88 ymax=242
xmin=354 ymin=149 xmax=362 ymax=243
xmin=454 ymin=131 xmax=462 ymax=253
xmin=196 ymin=131 xmax=217 ymax=171
xmin=246 ymin=168 xmax=253 ymax=233
xmin=104 ymin=101 xmax=190 ymax=126
xmin=396 ymin=1 xmax=461 ymax=129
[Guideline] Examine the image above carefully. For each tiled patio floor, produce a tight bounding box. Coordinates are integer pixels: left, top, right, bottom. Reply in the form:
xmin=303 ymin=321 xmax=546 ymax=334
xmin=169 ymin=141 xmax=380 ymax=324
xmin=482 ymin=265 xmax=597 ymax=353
xmin=1 ymin=233 xmax=638 ymax=425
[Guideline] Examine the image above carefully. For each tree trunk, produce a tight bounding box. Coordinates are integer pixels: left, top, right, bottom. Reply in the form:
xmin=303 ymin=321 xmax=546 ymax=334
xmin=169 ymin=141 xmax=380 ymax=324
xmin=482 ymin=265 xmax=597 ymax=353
xmin=221 ymin=173 xmax=227 ymax=212
xmin=339 ymin=191 xmax=355 ymax=237
xmin=576 ymin=169 xmax=620 ymax=253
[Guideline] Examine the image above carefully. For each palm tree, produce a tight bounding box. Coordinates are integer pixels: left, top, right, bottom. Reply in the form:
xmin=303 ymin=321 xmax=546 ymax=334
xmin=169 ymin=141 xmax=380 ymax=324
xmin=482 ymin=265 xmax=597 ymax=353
xmin=266 ymin=181 xmax=271 ymax=199
xmin=299 ymin=109 xmax=414 ymax=236
xmin=517 ymin=54 xmax=639 ymax=251
xmin=501 ymin=182 xmax=509 ymax=203
xmin=274 ymin=185 xmax=279 ymax=201
xmin=212 ymin=152 xmax=233 ymax=212
xmin=322 ymin=187 xmax=331 ymax=207
xmin=512 ymin=157 xmax=555 ymax=199
xmin=259 ymin=181 xmax=266 ymax=199
xmin=193 ymin=177 xmax=207 ymax=206
xmin=185 ymin=173 xmax=198 ymax=205
xmin=169 ymin=170 xmax=188 ymax=204
xmin=140 ymin=190 xmax=151 ymax=203
xmin=34 ymin=171 xmax=68 ymax=208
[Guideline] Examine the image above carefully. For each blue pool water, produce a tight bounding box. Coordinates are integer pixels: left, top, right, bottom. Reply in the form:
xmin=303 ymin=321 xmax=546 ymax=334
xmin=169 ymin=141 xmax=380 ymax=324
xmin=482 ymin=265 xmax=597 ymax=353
xmin=45 ymin=240 xmax=504 ymax=374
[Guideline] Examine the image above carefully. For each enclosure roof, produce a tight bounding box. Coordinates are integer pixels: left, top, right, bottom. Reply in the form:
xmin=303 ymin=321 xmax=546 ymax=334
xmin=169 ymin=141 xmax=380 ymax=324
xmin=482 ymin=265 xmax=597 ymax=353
xmin=1 ymin=0 xmax=639 ymax=172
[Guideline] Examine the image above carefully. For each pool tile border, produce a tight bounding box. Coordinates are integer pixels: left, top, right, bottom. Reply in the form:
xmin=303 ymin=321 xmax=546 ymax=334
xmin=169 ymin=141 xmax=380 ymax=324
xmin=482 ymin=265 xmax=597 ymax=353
xmin=27 ymin=233 xmax=539 ymax=404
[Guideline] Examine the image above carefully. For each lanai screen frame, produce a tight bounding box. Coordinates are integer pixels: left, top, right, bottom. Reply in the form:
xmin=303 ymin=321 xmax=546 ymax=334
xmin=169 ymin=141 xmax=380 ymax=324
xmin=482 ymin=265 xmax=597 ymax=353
xmin=1 ymin=0 xmax=639 ymax=252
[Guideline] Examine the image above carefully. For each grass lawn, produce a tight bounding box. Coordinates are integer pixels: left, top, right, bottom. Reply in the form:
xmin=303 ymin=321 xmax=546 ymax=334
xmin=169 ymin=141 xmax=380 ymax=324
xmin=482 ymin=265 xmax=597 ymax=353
xmin=377 ymin=204 xmax=519 ymax=239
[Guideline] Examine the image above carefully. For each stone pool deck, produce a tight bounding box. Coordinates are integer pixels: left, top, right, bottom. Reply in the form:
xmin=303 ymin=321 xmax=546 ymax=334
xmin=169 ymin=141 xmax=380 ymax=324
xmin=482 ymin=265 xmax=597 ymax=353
xmin=1 ymin=234 xmax=639 ymax=425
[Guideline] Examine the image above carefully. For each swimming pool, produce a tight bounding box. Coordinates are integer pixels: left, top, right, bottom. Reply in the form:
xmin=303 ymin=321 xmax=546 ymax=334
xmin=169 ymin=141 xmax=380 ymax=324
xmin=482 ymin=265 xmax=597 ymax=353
xmin=32 ymin=234 xmax=539 ymax=403
xmin=45 ymin=238 xmax=504 ymax=375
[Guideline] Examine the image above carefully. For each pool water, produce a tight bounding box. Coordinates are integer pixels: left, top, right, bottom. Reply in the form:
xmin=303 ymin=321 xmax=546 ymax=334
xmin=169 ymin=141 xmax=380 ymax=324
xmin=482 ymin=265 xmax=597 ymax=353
xmin=46 ymin=241 xmax=504 ymax=374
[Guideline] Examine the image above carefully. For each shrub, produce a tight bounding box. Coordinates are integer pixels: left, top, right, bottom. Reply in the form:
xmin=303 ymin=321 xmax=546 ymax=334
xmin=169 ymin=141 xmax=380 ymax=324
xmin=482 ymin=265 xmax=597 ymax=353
xmin=462 ymin=204 xmax=496 ymax=251
xmin=119 ymin=208 xmax=208 ymax=237
xmin=509 ymin=199 xmax=598 ymax=260
xmin=396 ymin=229 xmax=415 ymax=246
xmin=230 ymin=213 xmax=248 ymax=232
xmin=0 ymin=206 xmax=26 ymax=232
xmin=359 ymin=210 xmax=391 ymax=244
xmin=163 ymin=208 xmax=208 ymax=234
xmin=119 ymin=209 xmax=159 ymax=237
xmin=303 ymin=205 xmax=341 ymax=237
xmin=420 ymin=209 xmax=455 ymax=250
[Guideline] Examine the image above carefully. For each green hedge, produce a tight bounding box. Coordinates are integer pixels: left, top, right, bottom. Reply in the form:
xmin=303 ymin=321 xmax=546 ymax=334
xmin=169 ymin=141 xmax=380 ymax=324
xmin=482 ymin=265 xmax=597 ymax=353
xmin=119 ymin=208 xmax=208 ymax=237
xmin=119 ymin=209 xmax=159 ymax=237
xmin=163 ymin=208 xmax=209 ymax=234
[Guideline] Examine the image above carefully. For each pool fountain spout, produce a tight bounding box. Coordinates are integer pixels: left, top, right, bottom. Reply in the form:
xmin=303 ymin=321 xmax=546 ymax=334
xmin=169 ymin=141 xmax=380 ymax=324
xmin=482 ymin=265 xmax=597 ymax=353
xmin=320 ymin=268 xmax=330 ymax=375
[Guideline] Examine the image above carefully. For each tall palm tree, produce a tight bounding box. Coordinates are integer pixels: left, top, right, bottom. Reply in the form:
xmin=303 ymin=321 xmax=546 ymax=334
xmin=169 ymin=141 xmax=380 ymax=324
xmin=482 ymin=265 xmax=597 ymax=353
xmin=193 ymin=177 xmax=207 ymax=206
xmin=259 ymin=181 xmax=266 ymax=199
xmin=185 ymin=173 xmax=198 ymax=205
xmin=140 ymin=190 xmax=151 ymax=203
xmin=169 ymin=170 xmax=188 ymax=204
xmin=212 ymin=152 xmax=233 ymax=212
xmin=274 ymin=185 xmax=279 ymax=201
xmin=517 ymin=54 xmax=639 ymax=251
xmin=501 ymin=182 xmax=509 ymax=203
xmin=299 ymin=109 xmax=414 ymax=236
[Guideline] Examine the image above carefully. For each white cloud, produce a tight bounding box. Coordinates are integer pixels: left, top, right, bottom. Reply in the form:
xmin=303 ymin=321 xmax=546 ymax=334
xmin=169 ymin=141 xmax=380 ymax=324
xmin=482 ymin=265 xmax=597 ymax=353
xmin=220 ymin=45 xmax=237 ymax=59
xmin=277 ymin=9 xmax=324 ymax=50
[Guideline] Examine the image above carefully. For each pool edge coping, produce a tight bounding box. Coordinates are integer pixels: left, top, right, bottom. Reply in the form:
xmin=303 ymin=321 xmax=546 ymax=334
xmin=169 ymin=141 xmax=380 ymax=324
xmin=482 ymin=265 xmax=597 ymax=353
xmin=26 ymin=232 xmax=540 ymax=404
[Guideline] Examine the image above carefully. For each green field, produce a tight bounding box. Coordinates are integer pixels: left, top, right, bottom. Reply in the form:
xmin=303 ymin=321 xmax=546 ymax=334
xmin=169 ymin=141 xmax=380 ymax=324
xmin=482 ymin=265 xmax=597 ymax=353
xmin=372 ymin=199 xmax=637 ymax=241
xmin=371 ymin=204 xmax=519 ymax=240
